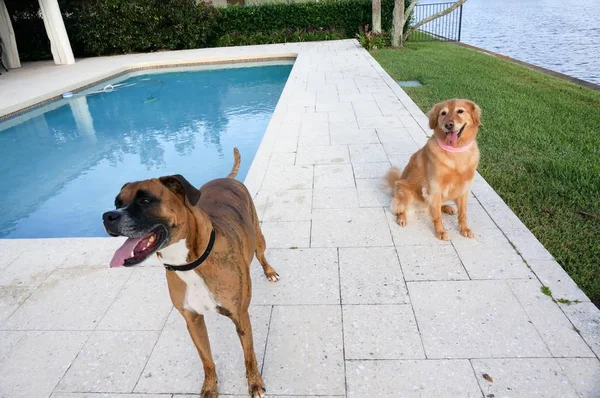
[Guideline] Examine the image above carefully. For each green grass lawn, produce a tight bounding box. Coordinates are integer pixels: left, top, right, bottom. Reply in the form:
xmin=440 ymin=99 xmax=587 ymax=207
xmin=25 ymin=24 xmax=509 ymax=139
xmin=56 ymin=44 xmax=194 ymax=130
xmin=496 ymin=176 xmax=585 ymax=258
xmin=371 ymin=42 xmax=600 ymax=306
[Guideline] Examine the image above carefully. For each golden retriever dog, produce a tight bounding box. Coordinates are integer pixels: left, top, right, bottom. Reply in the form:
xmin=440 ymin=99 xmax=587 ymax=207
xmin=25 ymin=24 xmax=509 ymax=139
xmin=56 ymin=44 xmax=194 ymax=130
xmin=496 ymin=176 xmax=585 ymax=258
xmin=385 ymin=99 xmax=481 ymax=240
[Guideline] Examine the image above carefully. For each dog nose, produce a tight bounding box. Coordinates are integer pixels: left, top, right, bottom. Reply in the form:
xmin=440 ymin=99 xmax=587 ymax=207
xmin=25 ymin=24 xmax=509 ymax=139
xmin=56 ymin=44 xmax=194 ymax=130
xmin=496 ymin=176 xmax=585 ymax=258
xmin=103 ymin=211 xmax=121 ymax=224
xmin=445 ymin=121 xmax=455 ymax=130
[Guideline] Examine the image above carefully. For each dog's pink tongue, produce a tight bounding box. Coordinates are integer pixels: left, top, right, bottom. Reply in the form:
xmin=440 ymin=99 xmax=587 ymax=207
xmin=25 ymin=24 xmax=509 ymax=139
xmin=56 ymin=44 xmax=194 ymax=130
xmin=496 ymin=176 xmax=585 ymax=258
xmin=110 ymin=237 xmax=143 ymax=268
xmin=445 ymin=131 xmax=458 ymax=147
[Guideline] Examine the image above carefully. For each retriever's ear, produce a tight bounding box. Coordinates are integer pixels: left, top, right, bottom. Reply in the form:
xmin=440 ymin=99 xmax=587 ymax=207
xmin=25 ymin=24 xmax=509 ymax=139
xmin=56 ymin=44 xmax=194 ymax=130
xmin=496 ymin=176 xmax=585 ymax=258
xmin=428 ymin=102 xmax=442 ymax=130
xmin=468 ymin=101 xmax=482 ymax=127
xmin=159 ymin=175 xmax=201 ymax=205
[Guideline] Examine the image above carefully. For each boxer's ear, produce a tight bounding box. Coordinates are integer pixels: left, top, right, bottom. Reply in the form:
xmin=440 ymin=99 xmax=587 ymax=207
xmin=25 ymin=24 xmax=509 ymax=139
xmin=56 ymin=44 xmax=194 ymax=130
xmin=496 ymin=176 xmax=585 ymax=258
xmin=159 ymin=175 xmax=201 ymax=206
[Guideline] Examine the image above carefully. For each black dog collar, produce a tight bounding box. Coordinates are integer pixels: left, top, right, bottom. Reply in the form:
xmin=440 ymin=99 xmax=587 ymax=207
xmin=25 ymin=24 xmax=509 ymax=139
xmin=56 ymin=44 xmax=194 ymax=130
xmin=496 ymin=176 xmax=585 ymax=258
xmin=163 ymin=228 xmax=216 ymax=272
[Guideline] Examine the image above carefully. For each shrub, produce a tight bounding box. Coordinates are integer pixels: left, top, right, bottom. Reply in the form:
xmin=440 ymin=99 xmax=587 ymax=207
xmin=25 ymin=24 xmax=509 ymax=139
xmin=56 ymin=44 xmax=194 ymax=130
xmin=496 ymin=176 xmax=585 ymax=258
xmin=217 ymin=26 xmax=345 ymax=47
xmin=70 ymin=0 xmax=220 ymax=56
xmin=217 ymin=0 xmax=370 ymax=40
xmin=5 ymin=0 xmax=414 ymax=60
xmin=356 ymin=25 xmax=388 ymax=50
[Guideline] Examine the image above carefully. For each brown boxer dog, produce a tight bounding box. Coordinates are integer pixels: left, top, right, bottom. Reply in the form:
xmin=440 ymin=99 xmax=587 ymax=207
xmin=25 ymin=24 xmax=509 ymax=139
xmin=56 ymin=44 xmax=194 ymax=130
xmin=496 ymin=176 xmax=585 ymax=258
xmin=102 ymin=148 xmax=279 ymax=398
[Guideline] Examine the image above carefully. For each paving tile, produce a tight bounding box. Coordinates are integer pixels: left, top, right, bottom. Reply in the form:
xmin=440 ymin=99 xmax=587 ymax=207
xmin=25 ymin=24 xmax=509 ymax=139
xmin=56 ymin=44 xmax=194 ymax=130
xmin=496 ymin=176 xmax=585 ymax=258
xmin=317 ymin=91 xmax=339 ymax=104
xmin=399 ymin=115 xmax=421 ymax=128
xmin=268 ymin=152 xmax=296 ymax=166
xmin=442 ymin=199 xmax=499 ymax=232
xmin=0 ymin=331 xmax=89 ymax=398
xmin=560 ymin=302 xmax=600 ymax=358
xmin=386 ymin=152 xmax=413 ymax=169
xmin=263 ymin=305 xmax=345 ymax=395
xmin=556 ymin=358 xmax=600 ymax=398
xmin=528 ymin=259 xmax=590 ymax=302
xmin=135 ymin=306 xmax=271 ymax=395
xmin=408 ymin=280 xmax=550 ymax=358
xmin=348 ymin=144 xmax=388 ymax=163
xmin=343 ymin=305 xmax=424 ymax=359
xmin=251 ymin=248 xmax=339 ymax=305
xmin=377 ymin=102 xmax=411 ymax=117
xmin=351 ymin=101 xmax=382 ymax=118
xmin=356 ymin=178 xmax=390 ymax=207
xmin=263 ymin=189 xmax=312 ymax=222
xmin=346 ymin=359 xmax=482 ymax=397
xmin=357 ymin=115 xmax=404 ymax=129
xmin=261 ymin=166 xmax=313 ymax=191
xmin=297 ymin=129 xmax=330 ymax=146
xmin=452 ymin=227 xmax=533 ymax=279
xmin=330 ymin=128 xmax=379 ymax=145
xmin=301 ymin=111 xmax=328 ymax=125
xmin=503 ymin=227 xmax=555 ymax=261
xmin=385 ymin=210 xmax=453 ymax=246
xmin=316 ymin=102 xmax=353 ymax=112
xmin=53 ymin=394 xmax=168 ymax=398
xmin=352 ymin=161 xmax=390 ymax=179
xmin=260 ymin=221 xmax=311 ymax=249
xmin=0 ymin=250 xmax=63 ymax=287
xmin=272 ymin=135 xmax=298 ymax=152
xmin=382 ymin=140 xmax=421 ymax=158
xmin=329 ymin=120 xmax=359 ymax=134
xmin=311 ymin=208 xmax=393 ymax=247
xmin=0 ymin=286 xmax=34 ymax=325
xmin=56 ymin=330 xmax=159 ymax=393
xmin=339 ymin=248 xmax=408 ymax=304
xmin=0 ymin=331 xmax=24 ymax=362
xmin=313 ymin=187 xmax=359 ymax=209
xmin=327 ymin=110 xmax=357 ymax=123
xmin=3 ymin=267 xmax=132 ymax=330
xmin=338 ymin=93 xmax=374 ymax=102
xmin=471 ymin=358 xmax=578 ymax=398
xmin=314 ymin=164 xmax=355 ymax=189
xmin=295 ymin=145 xmax=349 ymax=165
xmin=400 ymin=245 xmax=469 ymax=281
xmin=0 ymin=249 xmax=21 ymax=271
xmin=508 ymin=279 xmax=594 ymax=357
xmin=97 ymin=268 xmax=172 ymax=331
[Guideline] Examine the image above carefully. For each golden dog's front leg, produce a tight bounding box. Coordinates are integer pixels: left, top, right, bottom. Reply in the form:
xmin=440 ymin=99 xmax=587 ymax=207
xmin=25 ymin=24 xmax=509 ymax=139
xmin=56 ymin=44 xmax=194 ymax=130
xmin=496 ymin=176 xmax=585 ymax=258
xmin=456 ymin=193 xmax=475 ymax=238
xmin=182 ymin=311 xmax=219 ymax=398
xmin=429 ymin=192 xmax=450 ymax=240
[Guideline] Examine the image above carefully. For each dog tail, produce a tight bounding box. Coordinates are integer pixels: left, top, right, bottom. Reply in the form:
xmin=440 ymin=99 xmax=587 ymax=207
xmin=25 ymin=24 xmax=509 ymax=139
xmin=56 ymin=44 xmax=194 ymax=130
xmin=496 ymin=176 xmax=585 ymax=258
xmin=384 ymin=167 xmax=403 ymax=193
xmin=228 ymin=148 xmax=241 ymax=179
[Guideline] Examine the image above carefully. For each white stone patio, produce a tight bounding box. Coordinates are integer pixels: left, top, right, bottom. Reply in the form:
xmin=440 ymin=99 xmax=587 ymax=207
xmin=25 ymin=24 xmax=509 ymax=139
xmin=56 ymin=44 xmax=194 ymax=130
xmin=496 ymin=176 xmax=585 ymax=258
xmin=1 ymin=40 xmax=599 ymax=398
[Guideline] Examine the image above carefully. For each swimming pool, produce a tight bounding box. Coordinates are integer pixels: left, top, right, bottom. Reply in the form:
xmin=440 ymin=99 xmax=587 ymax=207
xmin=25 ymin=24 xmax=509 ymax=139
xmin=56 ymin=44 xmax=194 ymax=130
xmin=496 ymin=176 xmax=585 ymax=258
xmin=0 ymin=62 xmax=292 ymax=238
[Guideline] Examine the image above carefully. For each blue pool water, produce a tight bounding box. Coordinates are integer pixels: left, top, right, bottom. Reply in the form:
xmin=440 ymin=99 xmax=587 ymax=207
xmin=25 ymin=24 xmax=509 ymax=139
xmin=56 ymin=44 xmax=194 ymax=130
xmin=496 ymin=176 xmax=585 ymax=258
xmin=0 ymin=62 xmax=292 ymax=238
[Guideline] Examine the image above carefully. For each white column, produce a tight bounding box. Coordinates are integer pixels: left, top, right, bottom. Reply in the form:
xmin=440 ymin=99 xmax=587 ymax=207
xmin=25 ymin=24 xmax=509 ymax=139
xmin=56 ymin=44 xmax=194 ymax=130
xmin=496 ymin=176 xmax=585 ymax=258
xmin=69 ymin=96 xmax=97 ymax=142
xmin=0 ymin=0 xmax=20 ymax=68
xmin=38 ymin=0 xmax=75 ymax=65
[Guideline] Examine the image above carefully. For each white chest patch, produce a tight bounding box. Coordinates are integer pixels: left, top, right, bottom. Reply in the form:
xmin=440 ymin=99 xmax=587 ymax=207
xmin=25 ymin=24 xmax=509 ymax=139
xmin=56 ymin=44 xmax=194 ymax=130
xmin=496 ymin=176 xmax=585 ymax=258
xmin=175 ymin=270 xmax=219 ymax=315
xmin=159 ymin=239 xmax=219 ymax=315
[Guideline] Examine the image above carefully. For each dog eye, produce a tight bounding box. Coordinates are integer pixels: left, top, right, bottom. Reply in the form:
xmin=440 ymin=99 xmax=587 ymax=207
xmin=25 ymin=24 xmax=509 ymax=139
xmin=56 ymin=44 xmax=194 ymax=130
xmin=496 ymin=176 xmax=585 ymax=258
xmin=457 ymin=109 xmax=464 ymax=114
xmin=139 ymin=198 xmax=151 ymax=205
xmin=440 ymin=111 xmax=447 ymax=116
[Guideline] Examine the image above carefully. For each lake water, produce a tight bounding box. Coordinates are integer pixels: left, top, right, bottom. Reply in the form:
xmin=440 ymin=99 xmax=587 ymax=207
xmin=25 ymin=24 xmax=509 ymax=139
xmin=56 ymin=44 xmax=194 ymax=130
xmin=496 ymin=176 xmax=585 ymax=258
xmin=423 ymin=0 xmax=600 ymax=85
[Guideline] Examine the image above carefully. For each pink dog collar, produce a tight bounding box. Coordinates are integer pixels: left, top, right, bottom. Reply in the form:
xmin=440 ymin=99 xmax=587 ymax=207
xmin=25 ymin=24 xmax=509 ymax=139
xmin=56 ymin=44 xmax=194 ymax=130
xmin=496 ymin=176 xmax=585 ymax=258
xmin=436 ymin=138 xmax=474 ymax=153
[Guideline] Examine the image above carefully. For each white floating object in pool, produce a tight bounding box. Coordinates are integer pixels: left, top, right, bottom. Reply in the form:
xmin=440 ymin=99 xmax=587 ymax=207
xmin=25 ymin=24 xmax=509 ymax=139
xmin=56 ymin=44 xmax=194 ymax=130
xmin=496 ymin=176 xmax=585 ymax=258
xmin=62 ymin=92 xmax=74 ymax=98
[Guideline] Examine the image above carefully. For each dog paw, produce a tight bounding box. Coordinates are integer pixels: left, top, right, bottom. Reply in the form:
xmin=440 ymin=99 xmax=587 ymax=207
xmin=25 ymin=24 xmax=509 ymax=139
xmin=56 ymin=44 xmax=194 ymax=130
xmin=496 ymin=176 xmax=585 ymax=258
xmin=441 ymin=205 xmax=457 ymax=215
xmin=249 ymin=383 xmax=266 ymax=398
xmin=436 ymin=230 xmax=450 ymax=241
xmin=396 ymin=214 xmax=407 ymax=227
xmin=460 ymin=227 xmax=475 ymax=238
xmin=266 ymin=272 xmax=280 ymax=283
xmin=201 ymin=387 xmax=218 ymax=398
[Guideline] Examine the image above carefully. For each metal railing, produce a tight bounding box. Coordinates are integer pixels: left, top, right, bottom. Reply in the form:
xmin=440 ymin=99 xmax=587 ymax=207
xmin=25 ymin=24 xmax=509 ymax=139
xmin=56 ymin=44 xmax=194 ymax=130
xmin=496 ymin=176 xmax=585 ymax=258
xmin=410 ymin=2 xmax=463 ymax=42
